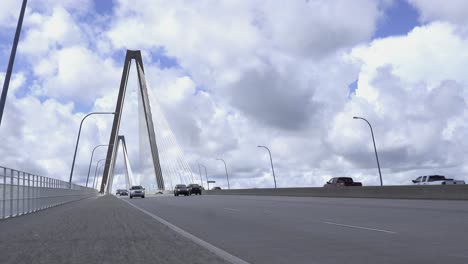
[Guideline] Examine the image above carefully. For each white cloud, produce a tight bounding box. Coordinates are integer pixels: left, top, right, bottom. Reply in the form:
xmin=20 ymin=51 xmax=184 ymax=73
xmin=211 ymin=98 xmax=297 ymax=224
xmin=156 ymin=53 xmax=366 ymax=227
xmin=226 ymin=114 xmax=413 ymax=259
xmin=328 ymin=22 xmax=468 ymax=184
xmin=408 ymin=0 xmax=468 ymax=25
xmin=0 ymin=0 xmax=22 ymax=27
xmin=31 ymin=46 xmax=120 ymax=104
xmin=4 ymin=0 xmax=468 ymax=191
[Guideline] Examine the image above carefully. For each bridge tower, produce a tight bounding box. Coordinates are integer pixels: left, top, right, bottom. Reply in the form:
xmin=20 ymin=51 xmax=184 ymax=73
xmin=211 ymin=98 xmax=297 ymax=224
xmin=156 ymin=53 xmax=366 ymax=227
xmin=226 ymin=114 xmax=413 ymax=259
xmin=100 ymin=50 xmax=165 ymax=193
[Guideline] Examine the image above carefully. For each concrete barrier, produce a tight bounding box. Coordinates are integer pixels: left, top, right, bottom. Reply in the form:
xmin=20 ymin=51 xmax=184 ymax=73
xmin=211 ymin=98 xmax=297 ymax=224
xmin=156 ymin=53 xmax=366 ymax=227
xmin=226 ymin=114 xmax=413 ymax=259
xmin=204 ymin=185 xmax=468 ymax=200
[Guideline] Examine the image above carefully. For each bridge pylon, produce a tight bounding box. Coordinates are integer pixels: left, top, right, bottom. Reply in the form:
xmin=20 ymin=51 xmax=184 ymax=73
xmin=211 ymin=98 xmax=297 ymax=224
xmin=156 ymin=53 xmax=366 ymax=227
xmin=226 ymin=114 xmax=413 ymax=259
xmin=100 ymin=50 xmax=165 ymax=193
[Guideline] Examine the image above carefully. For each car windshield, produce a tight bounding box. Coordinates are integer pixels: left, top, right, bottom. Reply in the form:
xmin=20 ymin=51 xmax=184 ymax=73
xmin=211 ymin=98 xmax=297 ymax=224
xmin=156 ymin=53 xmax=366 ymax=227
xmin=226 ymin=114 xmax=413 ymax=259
xmin=131 ymin=186 xmax=142 ymax=190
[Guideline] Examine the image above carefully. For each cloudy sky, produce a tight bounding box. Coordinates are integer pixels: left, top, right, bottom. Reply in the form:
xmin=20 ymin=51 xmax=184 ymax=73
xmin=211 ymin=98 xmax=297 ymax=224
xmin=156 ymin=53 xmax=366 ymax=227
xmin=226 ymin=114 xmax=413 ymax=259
xmin=1 ymin=0 xmax=468 ymax=190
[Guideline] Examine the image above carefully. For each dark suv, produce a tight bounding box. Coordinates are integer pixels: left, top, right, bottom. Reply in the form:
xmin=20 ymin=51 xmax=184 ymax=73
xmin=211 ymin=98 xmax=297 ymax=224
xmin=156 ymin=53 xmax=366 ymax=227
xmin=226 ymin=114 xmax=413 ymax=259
xmin=116 ymin=189 xmax=128 ymax=196
xmin=174 ymin=184 xmax=189 ymax=196
xmin=187 ymin=184 xmax=202 ymax=195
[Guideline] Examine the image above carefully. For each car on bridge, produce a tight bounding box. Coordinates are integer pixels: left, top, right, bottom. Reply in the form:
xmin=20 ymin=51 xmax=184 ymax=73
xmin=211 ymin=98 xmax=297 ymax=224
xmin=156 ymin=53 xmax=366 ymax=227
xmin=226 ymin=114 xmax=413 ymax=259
xmin=129 ymin=186 xmax=145 ymax=199
xmin=116 ymin=189 xmax=128 ymax=196
xmin=212 ymin=186 xmax=222 ymax=190
xmin=187 ymin=184 xmax=202 ymax=195
xmin=412 ymin=175 xmax=465 ymax=185
xmin=324 ymin=177 xmax=362 ymax=187
xmin=174 ymin=184 xmax=189 ymax=196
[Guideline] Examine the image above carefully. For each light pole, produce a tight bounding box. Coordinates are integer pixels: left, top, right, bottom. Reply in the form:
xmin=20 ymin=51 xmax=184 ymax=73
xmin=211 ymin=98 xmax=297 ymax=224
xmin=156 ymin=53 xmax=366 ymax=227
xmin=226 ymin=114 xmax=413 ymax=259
xmin=200 ymin=164 xmax=208 ymax=189
xmin=95 ymin=163 xmax=106 ymax=190
xmin=198 ymin=163 xmax=204 ymax=188
xmin=216 ymin=158 xmax=230 ymax=190
xmin=85 ymin=144 xmax=110 ymax=187
xmin=353 ymin=116 xmax=383 ymax=186
xmin=257 ymin=145 xmax=277 ymax=189
xmin=69 ymin=111 xmax=115 ymax=186
xmin=92 ymin=158 xmax=108 ymax=190
xmin=0 ymin=0 xmax=27 ymax=127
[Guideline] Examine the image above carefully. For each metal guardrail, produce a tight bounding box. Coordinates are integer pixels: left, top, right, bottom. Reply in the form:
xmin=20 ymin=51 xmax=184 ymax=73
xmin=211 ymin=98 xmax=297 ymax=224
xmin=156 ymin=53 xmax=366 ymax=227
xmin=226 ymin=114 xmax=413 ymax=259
xmin=0 ymin=166 xmax=97 ymax=219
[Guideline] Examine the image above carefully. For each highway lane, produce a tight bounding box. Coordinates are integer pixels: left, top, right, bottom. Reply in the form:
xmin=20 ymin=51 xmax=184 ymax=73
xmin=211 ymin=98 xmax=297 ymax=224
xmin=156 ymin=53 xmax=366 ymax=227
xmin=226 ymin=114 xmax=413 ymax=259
xmin=123 ymin=194 xmax=468 ymax=264
xmin=0 ymin=195 xmax=230 ymax=264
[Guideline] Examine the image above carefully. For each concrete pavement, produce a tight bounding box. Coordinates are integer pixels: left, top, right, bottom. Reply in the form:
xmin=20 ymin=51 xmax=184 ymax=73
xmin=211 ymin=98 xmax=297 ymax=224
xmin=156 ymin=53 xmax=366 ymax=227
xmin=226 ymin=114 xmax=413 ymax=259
xmin=124 ymin=194 xmax=468 ymax=264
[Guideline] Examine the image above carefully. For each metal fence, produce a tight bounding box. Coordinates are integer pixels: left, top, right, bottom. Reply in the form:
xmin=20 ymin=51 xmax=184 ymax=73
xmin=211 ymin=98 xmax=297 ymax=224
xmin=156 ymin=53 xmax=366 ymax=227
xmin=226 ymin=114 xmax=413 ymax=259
xmin=0 ymin=166 xmax=98 ymax=219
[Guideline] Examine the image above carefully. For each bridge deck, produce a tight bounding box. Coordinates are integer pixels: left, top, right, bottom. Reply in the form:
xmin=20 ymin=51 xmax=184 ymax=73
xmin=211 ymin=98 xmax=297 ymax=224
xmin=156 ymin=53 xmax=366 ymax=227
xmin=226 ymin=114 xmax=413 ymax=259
xmin=0 ymin=195 xmax=228 ymax=264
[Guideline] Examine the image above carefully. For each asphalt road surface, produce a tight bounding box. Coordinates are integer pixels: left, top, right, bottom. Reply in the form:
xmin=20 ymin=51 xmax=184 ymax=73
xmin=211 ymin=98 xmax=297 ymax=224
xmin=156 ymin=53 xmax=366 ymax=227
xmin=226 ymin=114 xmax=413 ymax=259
xmin=0 ymin=195 xmax=229 ymax=264
xmin=124 ymin=194 xmax=468 ymax=264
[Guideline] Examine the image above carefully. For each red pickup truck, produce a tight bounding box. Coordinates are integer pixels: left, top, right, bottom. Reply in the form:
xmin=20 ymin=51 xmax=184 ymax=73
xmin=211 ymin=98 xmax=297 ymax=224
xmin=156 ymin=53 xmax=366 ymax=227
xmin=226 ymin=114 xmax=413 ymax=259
xmin=324 ymin=177 xmax=362 ymax=187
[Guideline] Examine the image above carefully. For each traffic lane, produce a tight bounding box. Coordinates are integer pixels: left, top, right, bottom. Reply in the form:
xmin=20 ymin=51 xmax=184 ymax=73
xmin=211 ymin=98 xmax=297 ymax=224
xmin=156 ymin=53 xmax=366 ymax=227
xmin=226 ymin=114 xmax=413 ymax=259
xmin=0 ymin=195 xmax=230 ymax=264
xmin=136 ymin=194 xmax=468 ymax=236
xmin=126 ymin=194 xmax=468 ymax=238
xmin=125 ymin=195 xmax=468 ymax=264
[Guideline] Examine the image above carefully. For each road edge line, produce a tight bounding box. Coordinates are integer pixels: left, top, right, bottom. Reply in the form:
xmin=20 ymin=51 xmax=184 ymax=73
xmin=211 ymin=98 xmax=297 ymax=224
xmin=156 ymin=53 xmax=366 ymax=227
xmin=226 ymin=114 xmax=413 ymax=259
xmin=119 ymin=198 xmax=251 ymax=264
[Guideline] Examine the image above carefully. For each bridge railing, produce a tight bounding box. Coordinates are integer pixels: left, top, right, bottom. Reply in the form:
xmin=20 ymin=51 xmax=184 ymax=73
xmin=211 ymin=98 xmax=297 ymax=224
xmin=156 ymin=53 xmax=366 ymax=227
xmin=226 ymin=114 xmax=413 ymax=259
xmin=0 ymin=166 xmax=97 ymax=219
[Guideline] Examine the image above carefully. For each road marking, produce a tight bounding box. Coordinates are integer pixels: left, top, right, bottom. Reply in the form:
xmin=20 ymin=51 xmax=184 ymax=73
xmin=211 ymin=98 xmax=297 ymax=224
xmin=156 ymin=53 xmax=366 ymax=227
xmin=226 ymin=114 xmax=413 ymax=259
xmin=324 ymin=222 xmax=396 ymax=234
xmin=120 ymin=198 xmax=251 ymax=264
xmin=223 ymin=207 xmax=241 ymax=212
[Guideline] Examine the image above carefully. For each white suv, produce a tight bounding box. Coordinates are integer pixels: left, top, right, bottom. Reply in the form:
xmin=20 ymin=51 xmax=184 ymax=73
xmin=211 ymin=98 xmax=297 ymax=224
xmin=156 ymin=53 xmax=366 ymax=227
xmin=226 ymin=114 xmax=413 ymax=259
xmin=129 ymin=185 xmax=145 ymax=198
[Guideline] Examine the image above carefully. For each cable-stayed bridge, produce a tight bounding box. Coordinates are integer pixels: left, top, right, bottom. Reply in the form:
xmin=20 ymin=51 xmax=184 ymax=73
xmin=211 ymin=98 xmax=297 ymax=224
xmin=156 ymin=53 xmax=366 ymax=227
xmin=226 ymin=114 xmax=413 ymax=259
xmin=1 ymin=49 xmax=468 ymax=264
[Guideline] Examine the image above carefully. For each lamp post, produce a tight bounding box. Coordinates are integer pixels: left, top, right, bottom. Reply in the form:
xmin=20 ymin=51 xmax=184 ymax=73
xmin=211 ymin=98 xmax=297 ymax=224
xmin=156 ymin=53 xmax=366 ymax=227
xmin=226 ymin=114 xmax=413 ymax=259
xmin=200 ymin=164 xmax=208 ymax=189
xmin=69 ymin=111 xmax=115 ymax=186
xmin=257 ymin=145 xmax=277 ymax=189
xmin=198 ymin=163 xmax=204 ymax=188
xmin=85 ymin=144 xmax=110 ymax=187
xmin=92 ymin=159 xmax=108 ymax=190
xmin=0 ymin=0 xmax=27 ymax=127
xmin=95 ymin=163 xmax=106 ymax=190
xmin=353 ymin=116 xmax=383 ymax=186
xmin=216 ymin=158 xmax=230 ymax=190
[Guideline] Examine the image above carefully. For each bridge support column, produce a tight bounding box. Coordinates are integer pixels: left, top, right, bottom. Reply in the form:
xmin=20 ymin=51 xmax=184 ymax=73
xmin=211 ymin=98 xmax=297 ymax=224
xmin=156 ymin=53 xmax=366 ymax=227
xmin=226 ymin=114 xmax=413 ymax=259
xmin=100 ymin=50 xmax=165 ymax=193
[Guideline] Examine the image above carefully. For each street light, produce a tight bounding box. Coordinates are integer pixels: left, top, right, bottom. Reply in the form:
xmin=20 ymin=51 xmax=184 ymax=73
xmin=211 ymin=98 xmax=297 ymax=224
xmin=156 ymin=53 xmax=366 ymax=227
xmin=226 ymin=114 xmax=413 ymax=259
xmin=198 ymin=163 xmax=204 ymax=188
xmin=95 ymin=163 xmax=106 ymax=190
xmin=353 ymin=116 xmax=383 ymax=186
xmin=200 ymin=164 xmax=208 ymax=189
xmin=216 ymin=158 xmax=230 ymax=190
xmin=85 ymin=144 xmax=111 ymax=187
xmin=257 ymin=145 xmax=277 ymax=189
xmin=92 ymin=158 xmax=108 ymax=190
xmin=69 ymin=111 xmax=115 ymax=186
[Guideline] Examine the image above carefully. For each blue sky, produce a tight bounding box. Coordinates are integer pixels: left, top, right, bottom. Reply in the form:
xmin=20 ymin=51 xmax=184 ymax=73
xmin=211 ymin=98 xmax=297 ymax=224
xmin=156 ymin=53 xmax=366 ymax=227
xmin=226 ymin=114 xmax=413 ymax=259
xmin=374 ymin=0 xmax=420 ymax=39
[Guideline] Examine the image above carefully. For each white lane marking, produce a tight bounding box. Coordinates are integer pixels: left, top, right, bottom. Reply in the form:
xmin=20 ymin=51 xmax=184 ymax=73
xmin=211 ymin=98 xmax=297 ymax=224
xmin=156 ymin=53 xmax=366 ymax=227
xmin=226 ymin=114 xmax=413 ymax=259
xmin=223 ymin=207 xmax=241 ymax=212
xmin=324 ymin=222 xmax=396 ymax=234
xmin=120 ymin=198 xmax=251 ymax=264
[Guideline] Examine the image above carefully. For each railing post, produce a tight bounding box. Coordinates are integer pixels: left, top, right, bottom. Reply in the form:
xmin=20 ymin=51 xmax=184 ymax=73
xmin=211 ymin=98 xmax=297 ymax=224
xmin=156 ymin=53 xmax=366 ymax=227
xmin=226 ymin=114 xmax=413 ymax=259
xmin=16 ymin=171 xmax=19 ymax=216
xmin=2 ymin=168 xmax=6 ymax=219
xmin=22 ymin=172 xmax=25 ymax=215
xmin=31 ymin=174 xmax=35 ymax=212
xmin=34 ymin=175 xmax=37 ymax=211
xmin=2 ymin=167 xmax=5 ymax=219
xmin=39 ymin=176 xmax=43 ymax=209
xmin=27 ymin=173 xmax=30 ymax=213
xmin=10 ymin=169 xmax=13 ymax=217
